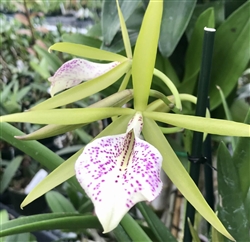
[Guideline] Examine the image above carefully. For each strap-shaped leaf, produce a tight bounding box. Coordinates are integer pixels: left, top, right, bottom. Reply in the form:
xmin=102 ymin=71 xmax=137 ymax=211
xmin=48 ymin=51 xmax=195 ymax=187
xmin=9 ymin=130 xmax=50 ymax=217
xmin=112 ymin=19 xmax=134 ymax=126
xmin=180 ymin=7 xmax=215 ymax=94
xmin=45 ymin=191 xmax=76 ymax=213
xmin=101 ymin=0 xmax=139 ymax=46
xmin=0 ymin=123 xmax=62 ymax=171
xmin=0 ymin=156 xmax=23 ymax=193
xmin=0 ymin=213 xmax=101 ymax=237
xmin=142 ymin=118 xmax=234 ymax=241
xmin=210 ymin=1 xmax=250 ymax=109
xmin=137 ymin=202 xmax=177 ymax=242
xmin=217 ymin=142 xmax=249 ymax=241
xmin=232 ymin=110 xmax=250 ymax=200
xmin=159 ymin=0 xmax=196 ymax=57
xmin=120 ymin=214 xmax=152 ymax=242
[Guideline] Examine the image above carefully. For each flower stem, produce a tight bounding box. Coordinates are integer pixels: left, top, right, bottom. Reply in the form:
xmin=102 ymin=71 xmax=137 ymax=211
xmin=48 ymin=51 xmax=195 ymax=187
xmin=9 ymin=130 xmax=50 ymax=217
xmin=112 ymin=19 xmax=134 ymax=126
xmin=153 ymin=68 xmax=182 ymax=111
xmin=149 ymin=89 xmax=180 ymax=113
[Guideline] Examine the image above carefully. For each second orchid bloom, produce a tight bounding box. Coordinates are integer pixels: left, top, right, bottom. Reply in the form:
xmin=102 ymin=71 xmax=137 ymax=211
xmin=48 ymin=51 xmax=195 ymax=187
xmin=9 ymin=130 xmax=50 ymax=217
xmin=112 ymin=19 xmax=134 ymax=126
xmin=48 ymin=58 xmax=120 ymax=96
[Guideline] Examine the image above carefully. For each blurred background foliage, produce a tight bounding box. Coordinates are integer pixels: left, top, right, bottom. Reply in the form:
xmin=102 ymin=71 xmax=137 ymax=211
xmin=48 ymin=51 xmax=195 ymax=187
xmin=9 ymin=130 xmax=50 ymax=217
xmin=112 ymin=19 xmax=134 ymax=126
xmin=0 ymin=0 xmax=249 ymax=241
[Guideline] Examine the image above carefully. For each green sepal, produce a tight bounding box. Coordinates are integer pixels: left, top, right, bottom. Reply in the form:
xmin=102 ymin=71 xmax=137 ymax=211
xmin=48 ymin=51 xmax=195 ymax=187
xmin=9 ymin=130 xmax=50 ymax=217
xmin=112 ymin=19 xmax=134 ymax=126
xmin=132 ymin=0 xmax=163 ymax=110
xmin=142 ymin=118 xmax=234 ymax=241
xmin=49 ymin=42 xmax=127 ymax=62
xmin=1 ymin=107 xmax=135 ymax=125
xmin=143 ymin=111 xmax=250 ymax=137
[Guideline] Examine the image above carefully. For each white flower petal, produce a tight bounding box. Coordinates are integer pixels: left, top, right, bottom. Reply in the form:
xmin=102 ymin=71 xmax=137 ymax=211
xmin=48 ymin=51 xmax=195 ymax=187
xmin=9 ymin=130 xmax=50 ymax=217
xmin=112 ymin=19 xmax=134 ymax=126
xmin=75 ymin=132 xmax=162 ymax=233
xmin=48 ymin=58 xmax=120 ymax=96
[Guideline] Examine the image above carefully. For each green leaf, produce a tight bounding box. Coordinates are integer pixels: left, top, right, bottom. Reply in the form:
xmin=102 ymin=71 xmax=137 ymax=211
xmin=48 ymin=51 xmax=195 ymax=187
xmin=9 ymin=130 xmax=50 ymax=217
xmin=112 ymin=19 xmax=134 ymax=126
xmin=101 ymin=31 xmax=138 ymax=54
xmin=159 ymin=0 xmax=196 ymax=57
xmin=143 ymin=111 xmax=250 ymax=137
xmin=101 ymin=0 xmax=139 ymax=46
xmin=62 ymin=33 xmax=102 ymax=48
xmin=120 ymin=214 xmax=152 ymax=242
xmin=21 ymin=152 xmax=76 ymax=209
xmin=210 ymin=1 xmax=250 ymax=109
xmin=137 ymin=202 xmax=177 ymax=242
xmin=31 ymin=60 xmax=131 ymax=110
xmin=0 ymin=210 xmax=9 ymax=224
xmin=20 ymin=115 xmax=132 ymax=208
xmin=0 ymin=210 xmax=9 ymax=242
xmin=217 ymin=85 xmax=237 ymax=150
xmin=132 ymin=0 xmax=163 ymax=110
xmin=0 ymin=122 xmax=80 ymax=192
xmin=4 ymin=233 xmax=35 ymax=242
xmin=187 ymin=218 xmax=201 ymax=242
xmin=78 ymin=199 xmax=93 ymax=214
xmin=186 ymin=1 xmax=224 ymax=42
xmin=0 ymin=80 xmax=15 ymax=103
xmin=113 ymin=224 xmax=132 ymax=242
xmin=0 ymin=156 xmax=23 ymax=193
xmin=34 ymin=45 xmax=62 ymax=72
xmin=16 ymin=86 xmax=31 ymax=103
xmin=180 ymin=7 xmax=215 ymax=94
xmin=217 ymin=142 xmax=249 ymax=241
xmin=142 ymin=118 xmax=234 ymax=241
xmin=212 ymin=222 xmax=225 ymax=242
xmin=49 ymin=42 xmax=127 ymax=62
xmin=232 ymin=109 xmax=250 ymax=200
xmin=30 ymin=60 xmax=50 ymax=79
xmin=231 ymin=99 xmax=249 ymax=123
xmin=1 ymin=107 xmax=135 ymax=125
xmin=0 ymin=213 xmax=101 ymax=237
xmin=45 ymin=191 xmax=76 ymax=213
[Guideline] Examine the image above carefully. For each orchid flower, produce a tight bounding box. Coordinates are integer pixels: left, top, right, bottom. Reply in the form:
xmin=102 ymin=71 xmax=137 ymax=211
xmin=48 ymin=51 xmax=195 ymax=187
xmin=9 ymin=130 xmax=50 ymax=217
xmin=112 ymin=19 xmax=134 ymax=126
xmin=48 ymin=58 xmax=120 ymax=96
xmin=75 ymin=112 xmax=163 ymax=233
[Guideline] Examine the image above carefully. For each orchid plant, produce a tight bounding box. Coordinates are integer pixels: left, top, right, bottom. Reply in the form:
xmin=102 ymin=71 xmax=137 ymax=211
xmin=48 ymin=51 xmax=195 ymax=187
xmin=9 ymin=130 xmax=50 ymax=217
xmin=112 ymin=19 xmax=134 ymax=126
xmin=1 ymin=0 xmax=250 ymax=241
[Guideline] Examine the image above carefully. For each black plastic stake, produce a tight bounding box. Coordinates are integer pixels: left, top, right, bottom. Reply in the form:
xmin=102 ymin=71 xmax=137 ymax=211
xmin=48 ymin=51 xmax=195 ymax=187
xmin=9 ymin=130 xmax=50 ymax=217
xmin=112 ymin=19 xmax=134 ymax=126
xmin=204 ymin=133 xmax=214 ymax=231
xmin=183 ymin=27 xmax=216 ymax=242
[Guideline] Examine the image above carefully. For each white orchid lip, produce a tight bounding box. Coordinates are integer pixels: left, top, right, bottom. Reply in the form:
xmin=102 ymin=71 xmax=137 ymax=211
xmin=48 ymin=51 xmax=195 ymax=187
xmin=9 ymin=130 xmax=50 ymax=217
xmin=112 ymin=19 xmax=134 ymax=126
xmin=75 ymin=112 xmax=163 ymax=233
xmin=48 ymin=58 xmax=120 ymax=96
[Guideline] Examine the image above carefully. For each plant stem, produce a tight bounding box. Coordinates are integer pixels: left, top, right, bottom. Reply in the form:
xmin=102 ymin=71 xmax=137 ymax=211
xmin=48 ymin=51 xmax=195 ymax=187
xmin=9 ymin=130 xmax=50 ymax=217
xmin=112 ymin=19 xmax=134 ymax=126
xmin=183 ymin=27 xmax=216 ymax=242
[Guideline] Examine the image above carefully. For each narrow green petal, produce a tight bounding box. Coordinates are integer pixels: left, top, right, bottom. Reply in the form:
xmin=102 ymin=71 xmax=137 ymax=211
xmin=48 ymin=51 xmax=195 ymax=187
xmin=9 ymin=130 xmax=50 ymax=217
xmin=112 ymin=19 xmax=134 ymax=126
xmin=15 ymin=89 xmax=134 ymax=140
xmin=49 ymin=42 xmax=127 ymax=62
xmin=1 ymin=108 xmax=135 ymax=125
xmin=15 ymin=124 xmax=82 ymax=140
xmin=142 ymin=118 xmax=234 ymax=241
xmin=116 ymin=0 xmax=132 ymax=59
xmin=143 ymin=112 xmax=250 ymax=137
xmin=132 ymin=0 xmax=163 ymax=111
